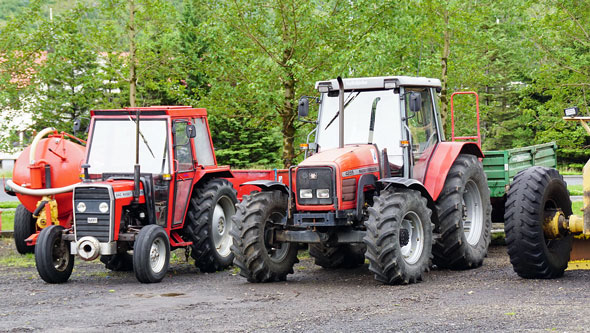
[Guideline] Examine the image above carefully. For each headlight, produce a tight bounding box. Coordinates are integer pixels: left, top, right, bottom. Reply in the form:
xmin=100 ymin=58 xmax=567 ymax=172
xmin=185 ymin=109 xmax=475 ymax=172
xmin=300 ymin=189 xmax=313 ymax=198
xmin=77 ymin=202 xmax=87 ymax=213
xmin=316 ymin=189 xmax=330 ymax=199
xmin=99 ymin=202 xmax=109 ymax=213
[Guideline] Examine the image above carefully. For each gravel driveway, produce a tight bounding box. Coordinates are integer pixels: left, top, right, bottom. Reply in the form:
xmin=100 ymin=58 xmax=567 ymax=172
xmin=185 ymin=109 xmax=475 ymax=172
xmin=1 ymin=238 xmax=590 ymax=332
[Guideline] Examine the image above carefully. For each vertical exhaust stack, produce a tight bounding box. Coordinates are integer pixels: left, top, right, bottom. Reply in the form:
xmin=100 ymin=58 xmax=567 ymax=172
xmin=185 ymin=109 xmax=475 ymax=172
xmin=337 ymin=76 xmax=344 ymax=149
xmin=134 ymin=108 xmax=141 ymax=203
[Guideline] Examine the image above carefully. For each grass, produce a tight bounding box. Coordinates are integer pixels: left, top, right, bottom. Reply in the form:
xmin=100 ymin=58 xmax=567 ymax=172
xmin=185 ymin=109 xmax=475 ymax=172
xmin=572 ymin=201 xmax=584 ymax=214
xmin=1 ymin=209 xmax=15 ymax=231
xmin=0 ymin=170 xmax=12 ymax=178
xmin=568 ymin=185 xmax=584 ymax=196
xmin=0 ymin=202 xmax=18 ymax=209
xmin=0 ymin=251 xmax=35 ymax=268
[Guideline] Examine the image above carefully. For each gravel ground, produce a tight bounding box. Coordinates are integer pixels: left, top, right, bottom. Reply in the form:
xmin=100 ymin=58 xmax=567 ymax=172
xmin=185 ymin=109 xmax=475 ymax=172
xmin=1 ymin=238 xmax=590 ymax=332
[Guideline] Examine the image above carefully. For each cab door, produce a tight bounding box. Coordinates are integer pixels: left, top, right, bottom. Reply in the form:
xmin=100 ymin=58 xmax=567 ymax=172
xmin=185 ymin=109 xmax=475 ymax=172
xmin=404 ymin=87 xmax=441 ymax=183
xmin=171 ymin=119 xmax=195 ymax=226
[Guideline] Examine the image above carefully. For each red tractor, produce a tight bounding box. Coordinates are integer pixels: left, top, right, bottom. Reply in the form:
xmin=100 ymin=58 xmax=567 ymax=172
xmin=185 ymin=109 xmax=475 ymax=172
xmin=231 ymin=76 xmax=492 ymax=284
xmin=29 ymin=106 xmax=248 ymax=283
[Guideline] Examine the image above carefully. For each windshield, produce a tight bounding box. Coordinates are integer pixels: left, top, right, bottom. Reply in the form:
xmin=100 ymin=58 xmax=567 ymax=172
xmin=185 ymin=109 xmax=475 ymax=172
xmin=87 ymin=119 xmax=170 ymax=174
xmin=316 ymin=90 xmax=403 ymax=166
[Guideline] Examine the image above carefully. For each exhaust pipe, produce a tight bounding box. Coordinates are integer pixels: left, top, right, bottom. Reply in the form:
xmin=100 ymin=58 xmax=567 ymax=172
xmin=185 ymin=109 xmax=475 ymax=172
xmin=337 ymin=76 xmax=344 ymax=149
xmin=77 ymin=236 xmax=101 ymax=261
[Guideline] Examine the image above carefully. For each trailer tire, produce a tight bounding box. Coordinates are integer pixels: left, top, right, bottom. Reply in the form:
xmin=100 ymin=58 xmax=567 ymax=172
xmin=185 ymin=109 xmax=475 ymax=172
xmin=184 ymin=179 xmax=238 ymax=273
xmin=433 ymin=154 xmax=492 ymax=269
xmin=364 ymin=188 xmax=432 ymax=284
xmin=14 ymin=204 xmax=35 ymax=254
xmin=133 ymin=225 xmax=170 ymax=283
xmin=230 ymin=190 xmax=299 ymax=282
xmin=309 ymin=244 xmax=366 ymax=269
xmin=35 ymin=225 xmax=74 ymax=284
xmin=504 ymin=166 xmax=572 ymax=279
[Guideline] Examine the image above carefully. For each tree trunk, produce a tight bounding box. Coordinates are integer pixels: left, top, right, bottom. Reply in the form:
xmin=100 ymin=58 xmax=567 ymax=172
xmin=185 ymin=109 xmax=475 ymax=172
xmin=281 ymin=71 xmax=296 ymax=167
xmin=128 ymin=0 xmax=137 ymax=107
xmin=440 ymin=7 xmax=450 ymax=137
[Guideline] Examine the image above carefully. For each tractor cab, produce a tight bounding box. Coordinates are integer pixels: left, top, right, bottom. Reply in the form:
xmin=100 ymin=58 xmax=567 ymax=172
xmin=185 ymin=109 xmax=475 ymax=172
xmin=81 ymin=106 xmax=219 ymax=229
xmin=300 ymin=76 xmax=443 ymax=183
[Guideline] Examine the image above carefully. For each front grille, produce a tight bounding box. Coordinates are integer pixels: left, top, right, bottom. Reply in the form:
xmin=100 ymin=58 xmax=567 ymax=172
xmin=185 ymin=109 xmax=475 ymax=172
xmin=74 ymin=187 xmax=112 ymax=242
xmin=296 ymin=167 xmax=334 ymax=205
xmin=342 ymin=178 xmax=357 ymax=201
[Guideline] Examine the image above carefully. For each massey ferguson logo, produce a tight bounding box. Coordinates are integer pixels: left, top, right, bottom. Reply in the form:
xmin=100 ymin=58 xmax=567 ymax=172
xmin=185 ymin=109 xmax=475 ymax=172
xmin=309 ymin=172 xmax=318 ymax=180
xmin=342 ymin=166 xmax=379 ymax=177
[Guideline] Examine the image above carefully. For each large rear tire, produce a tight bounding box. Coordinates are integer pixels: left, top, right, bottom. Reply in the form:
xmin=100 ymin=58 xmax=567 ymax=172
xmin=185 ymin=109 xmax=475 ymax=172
xmin=184 ymin=179 xmax=238 ymax=273
xmin=14 ymin=204 xmax=35 ymax=254
xmin=133 ymin=225 xmax=170 ymax=283
xmin=433 ymin=154 xmax=492 ymax=269
xmin=35 ymin=225 xmax=74 ymax=284
xmin=230 ymin=190 xmax=299 ymax=282
xmin=309 ymin=243 xmax=366 ymax=269
xmin=364 ymin=188 xmax=433 ymax=284
xmin=100 ymin=252 xmax=133 ymax=271
xmin=504 ymin=166 xmax=572 ymax=279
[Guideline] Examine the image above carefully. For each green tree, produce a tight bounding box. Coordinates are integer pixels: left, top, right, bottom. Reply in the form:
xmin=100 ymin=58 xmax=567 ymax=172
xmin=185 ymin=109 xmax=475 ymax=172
xmin=197 ymin=0 xmax=395 ymax=167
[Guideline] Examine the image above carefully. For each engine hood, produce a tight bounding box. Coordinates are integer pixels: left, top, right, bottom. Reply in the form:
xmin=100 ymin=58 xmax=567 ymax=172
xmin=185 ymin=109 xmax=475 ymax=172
xmin=299 ymin=144 xmax=381 ymax=178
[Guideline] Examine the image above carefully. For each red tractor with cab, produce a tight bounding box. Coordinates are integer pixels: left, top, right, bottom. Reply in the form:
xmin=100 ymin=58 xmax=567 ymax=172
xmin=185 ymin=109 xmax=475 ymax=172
xmin=231 ymin=76 xmax=492 ymax=284
xmin=31 ymin=106 xmax=244 ymax=283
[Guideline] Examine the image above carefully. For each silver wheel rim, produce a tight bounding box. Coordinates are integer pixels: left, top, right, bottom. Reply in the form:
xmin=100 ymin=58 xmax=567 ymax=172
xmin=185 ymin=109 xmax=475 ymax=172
xmin=463 ymin=180 xmax=483 ymax=246
xmin=150 ymin=238 xmax=167 ymax=273
xmin=52 ymin=239 xmax=70 ymax=272
xmin=212 ymin=195 xmax=235 ymax=258
xmin=400 ymin=211 xmax=424 ymax=265
xmin=265 ymin=212 xmax=289 ymax=263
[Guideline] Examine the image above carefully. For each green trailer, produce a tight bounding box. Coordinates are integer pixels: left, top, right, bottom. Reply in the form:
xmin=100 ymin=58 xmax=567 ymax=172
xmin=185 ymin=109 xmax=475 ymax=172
xmin=482 ymin=142 xmax=558 ymax=221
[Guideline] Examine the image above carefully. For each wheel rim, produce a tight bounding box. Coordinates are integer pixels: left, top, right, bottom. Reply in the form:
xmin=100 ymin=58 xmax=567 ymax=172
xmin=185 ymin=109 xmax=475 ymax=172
xmin=264 ymin=212 xmax=289 ymax=263
xmin=51 ymin=238 xmax=70 ymax=272
xmin=463 ymin=180 xmax=483 ymax=246
xmin=211 ymin=195 xmax=236 ymax=258
xmin=400 ymin=211 xmax=425 ymax=265
xmin=149 ymin=237 xmax=167 ymax=273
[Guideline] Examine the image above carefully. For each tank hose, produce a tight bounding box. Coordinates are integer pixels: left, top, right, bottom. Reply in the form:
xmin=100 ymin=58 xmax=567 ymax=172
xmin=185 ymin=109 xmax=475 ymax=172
xmin=6 ymin=179 xmax=79 ymax=196
xmin=29 ymin=128 xmax=56 ymax=165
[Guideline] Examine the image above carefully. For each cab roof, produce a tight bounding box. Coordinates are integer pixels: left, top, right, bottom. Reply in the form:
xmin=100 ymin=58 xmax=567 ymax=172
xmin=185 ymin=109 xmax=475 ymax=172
xmin=91 ymin=105 xmax=207 ymax=117
xmin=315 ymin=76 xmax=442 ymax=91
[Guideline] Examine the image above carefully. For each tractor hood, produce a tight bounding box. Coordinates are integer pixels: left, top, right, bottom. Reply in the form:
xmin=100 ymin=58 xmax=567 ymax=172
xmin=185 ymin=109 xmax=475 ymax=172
xmin=299 ymin=144 xmax=380 ymax=176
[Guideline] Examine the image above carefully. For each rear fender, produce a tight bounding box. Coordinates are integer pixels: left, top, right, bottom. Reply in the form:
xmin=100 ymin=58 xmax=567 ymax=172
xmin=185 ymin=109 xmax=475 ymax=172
xmin=379 ymin=177 xmax=439 ymax=225
xmin=241 ymin=180 xmax=289 ymax=195
xmin=424 ymin=142 xmax=483 ymax=201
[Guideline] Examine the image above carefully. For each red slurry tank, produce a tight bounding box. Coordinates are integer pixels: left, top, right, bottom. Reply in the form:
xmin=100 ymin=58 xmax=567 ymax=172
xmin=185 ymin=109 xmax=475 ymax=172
xmin=7 ymin=128 xmax=86 ymax=253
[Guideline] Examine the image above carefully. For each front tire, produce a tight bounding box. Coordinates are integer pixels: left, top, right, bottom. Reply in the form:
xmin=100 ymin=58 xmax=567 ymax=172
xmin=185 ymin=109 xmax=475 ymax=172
xmin=184 ymin=179 xmax=238 ymax=273
xmin=133 ymin=225 xmax=170 ymax=283
xmin=433 ymin=154 xmax=492 ymax=269
xmin=504 ymin=167 xmax=572 ymax=279
xmin=14 ymin=204 xmax=35 ymax=254
xmin=364 ymin=188 xmax=433 ymax=284
xmin=35 ymin=225 xmax=74 ymax=284
xmin=231 ymin=190 xmax=299 ymax=282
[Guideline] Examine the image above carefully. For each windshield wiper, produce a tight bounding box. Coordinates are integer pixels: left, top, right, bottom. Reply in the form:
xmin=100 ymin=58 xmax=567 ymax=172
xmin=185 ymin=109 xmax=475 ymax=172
xmin=128 ymin=115 xmax=156 ymax=159
xmin=325 ymin=91 xmax=359 ymax=130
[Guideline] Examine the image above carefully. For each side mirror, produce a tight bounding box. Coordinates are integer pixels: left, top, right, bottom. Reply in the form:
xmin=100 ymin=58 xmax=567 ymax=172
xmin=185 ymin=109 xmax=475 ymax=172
xmin=186 ymin=124 xmax=196 ymax=139
xmin=73 ymin=118 xmax=81 ymax=132
xmin=298 ymin=97 xmax=309 ymax=117
xmin=409 ymin=92 xmax=422 ymax=112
